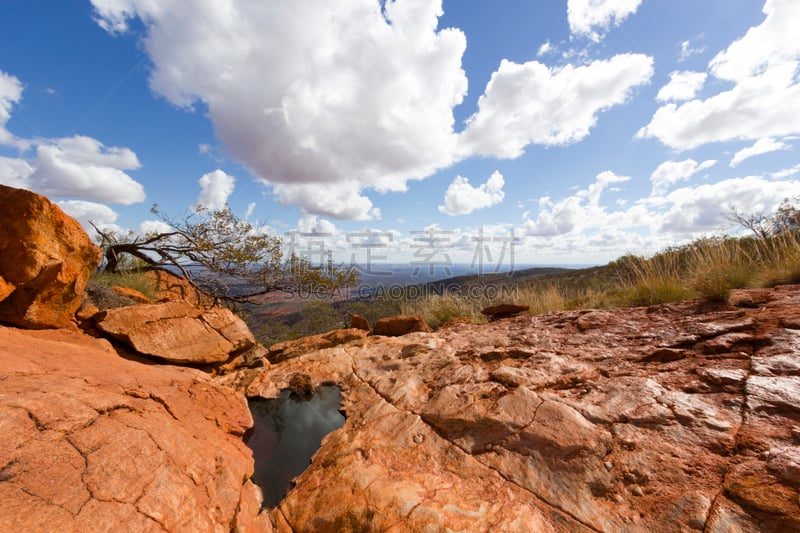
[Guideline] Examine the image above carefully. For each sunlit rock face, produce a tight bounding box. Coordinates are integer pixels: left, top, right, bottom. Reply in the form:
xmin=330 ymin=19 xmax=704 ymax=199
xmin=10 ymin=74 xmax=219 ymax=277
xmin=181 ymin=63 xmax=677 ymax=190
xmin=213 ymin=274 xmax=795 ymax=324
xmin=229 ymin=286 xmax=800 ymax=532
xmin=0 ymin=185 xmax=101 ymax=329
xmin=0 ymin=326 xmax=271 ymax=532
xmin=95 ymin=300 xmax=264 ymax=366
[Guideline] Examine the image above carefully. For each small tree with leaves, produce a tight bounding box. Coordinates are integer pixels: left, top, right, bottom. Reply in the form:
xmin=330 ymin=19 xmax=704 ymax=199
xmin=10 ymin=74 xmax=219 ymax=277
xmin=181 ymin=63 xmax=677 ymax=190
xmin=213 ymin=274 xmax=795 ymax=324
xmin=92 ymin=204 xmax=357 ymax=303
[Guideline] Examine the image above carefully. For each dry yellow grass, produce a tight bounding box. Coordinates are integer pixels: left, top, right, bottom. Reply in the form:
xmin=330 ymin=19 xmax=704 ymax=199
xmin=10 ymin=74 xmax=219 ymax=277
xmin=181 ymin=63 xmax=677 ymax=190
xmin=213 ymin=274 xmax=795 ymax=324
xmin=400 ymin=225 xmax=800 ymax=328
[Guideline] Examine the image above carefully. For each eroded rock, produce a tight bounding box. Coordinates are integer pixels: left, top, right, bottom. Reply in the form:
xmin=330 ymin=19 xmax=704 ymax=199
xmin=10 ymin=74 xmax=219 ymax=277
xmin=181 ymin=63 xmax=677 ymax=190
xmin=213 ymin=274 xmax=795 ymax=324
xmin=267 ymin=328 xmax=369 ymax=363
xmin=481 ymin=303 xmax=530 ymax=321
xmin=231 ymin=285 xmax=800 ymax=532
xmin=0 ymin=326 xmax=269 ymax=532
xmin=0 ymin=185 xmax=101 ymax=328
xmin=373 ymin=314 xmax=432 ymax=336
xmin=95 ymin=300 xmax=262 ymax=365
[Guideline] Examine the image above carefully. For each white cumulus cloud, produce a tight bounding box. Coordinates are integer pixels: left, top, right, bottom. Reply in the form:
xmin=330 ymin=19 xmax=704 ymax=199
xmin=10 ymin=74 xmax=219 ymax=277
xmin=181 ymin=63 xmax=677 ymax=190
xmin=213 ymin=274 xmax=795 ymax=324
xmin=0 ymin=71 xmax=146 ymax=205
xmin=567 ymin=0 xmax=643 ymax=42
xmin=657 ymin=175 xmax=800 ymax=233
xmin=0 ymin=156 xmax=34 ymax=188
xmin=771 ymin=163 xmax=800 ymax=179
xmin=638 ymin=0 xmax=800 ymax=150
xmin=650 ymin=159 xmax=717 ymax=195
xmin=439 ymin=170 xmax=505 ymax=216
xmin=90 ymin=0 xmax=469 ymax=220
xmin=27 ymin=136 xmax=144 ymax=204
xmin=297 ymin=213 xmax=338 ymax=235
xmin=196 ymin=169 xmax=235 ymax=210
xmin=656 ymin=71 xmax=707 ymax=102
xmin=139 ymin=219 xmax=174 ymax=236
xmin=459 ymin=54 xmax=654 ymax=158
xmin=730 ymin=137 xmax=791 ymax=167
xmin=523 ymin=171 xmax=630 ymax=237
xmin=0 ymin=135 xmax=145 ymax=204
xmin=58 ymin=200 xmax=120 ymax=235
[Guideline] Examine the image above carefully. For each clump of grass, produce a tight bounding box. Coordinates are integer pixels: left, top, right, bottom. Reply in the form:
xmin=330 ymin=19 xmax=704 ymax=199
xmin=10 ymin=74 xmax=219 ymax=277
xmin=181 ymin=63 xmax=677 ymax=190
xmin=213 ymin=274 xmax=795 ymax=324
xmin=400 ymin=293 xmax=487 ymax=329
xmin=522 ymin=283 xmax=568 ymax=315
xmin=749 ymin=230 xmax=800 ymax=287
xmin=86 ymin=268 xmax=157 ymax=309
xmin=685 ymin=238 xmax=753 ymax=301
xmin=614 ymin=250 xmax=693 ymax=306
xmin=90 ymin=269 xmax=157 ymax=298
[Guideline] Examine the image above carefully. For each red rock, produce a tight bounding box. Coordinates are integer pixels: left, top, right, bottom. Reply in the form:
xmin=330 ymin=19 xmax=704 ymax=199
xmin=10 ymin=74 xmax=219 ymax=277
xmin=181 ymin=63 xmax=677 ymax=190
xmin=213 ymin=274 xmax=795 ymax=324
xmin=112 ymin=285 xmax=151 ymax=304
xmin=225 ymin=285 xmax=800 ymax=531
xmin=349 ymin=313 xmax=370 ymax=332
xmin=75 ymin=300 xmax=100 ymax=321
xmin=95 ymin=300 xmax=262 ymax=365
xmin=0 ymin=185 xmax=101 ymax=328
xmin=145 ymin=268 xmax=213 ymax=306
xmin=0 ymin=325 xmax=269 ymax=532
xmin=480 ymin=303 xmax=529 ymax=320
xmin=440 ymin=316 xmax=473 ymax=329
xmin=288 ymin=373 xmax=313 ymax=396
xmin=373 ymin=315 xmax=432 ymax=336
xmin=267 ymin=328 xmax=368 ymax=363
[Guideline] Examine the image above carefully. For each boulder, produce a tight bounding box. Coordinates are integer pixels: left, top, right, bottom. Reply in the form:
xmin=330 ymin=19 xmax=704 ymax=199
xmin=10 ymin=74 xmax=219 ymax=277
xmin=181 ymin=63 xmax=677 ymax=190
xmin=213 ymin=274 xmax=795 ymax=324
xmin=0 ymin=185 xmax=101 ymax=328
xmin=267 ymin=328 xmax=368 ymax=364
xmin=144 ymin=268 xmax=213 ymax=306
xmin=0 ymin=325 xmax=270 ymax=532
xmin=481 ymin=303 xmax=530 ymax=320
xmin=112 ymin=285 xmax=151 ymax=304
xmin=95 ymin=300 xmax=262 ymax=365
xmin=373 ymin=314 xmax=432 ymax=336
xmin=350 ymin=313 xmax=371 ymax=332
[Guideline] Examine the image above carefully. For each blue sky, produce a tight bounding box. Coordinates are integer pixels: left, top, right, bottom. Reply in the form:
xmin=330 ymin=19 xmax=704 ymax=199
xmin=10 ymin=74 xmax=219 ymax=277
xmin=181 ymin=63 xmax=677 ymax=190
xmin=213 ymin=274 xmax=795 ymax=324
xmin=1 ymin=0 xmax=799 ymax=270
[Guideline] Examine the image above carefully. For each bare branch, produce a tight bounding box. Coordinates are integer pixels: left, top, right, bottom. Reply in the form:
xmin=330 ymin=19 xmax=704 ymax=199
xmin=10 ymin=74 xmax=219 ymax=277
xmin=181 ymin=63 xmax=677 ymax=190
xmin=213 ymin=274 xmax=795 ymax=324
xmin=91 ymin=205 xmax=357 ymax=303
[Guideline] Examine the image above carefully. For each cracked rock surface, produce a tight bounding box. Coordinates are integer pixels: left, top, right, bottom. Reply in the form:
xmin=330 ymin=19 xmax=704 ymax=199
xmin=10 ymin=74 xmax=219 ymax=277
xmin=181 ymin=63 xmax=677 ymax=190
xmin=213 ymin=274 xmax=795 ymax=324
xmin=228 ymin=285 xmax=800 ymax=532
xmin=95 ymin=300 xmax=263 ymax=366
xmin=0 ymin=326 xmax=271 ymax=532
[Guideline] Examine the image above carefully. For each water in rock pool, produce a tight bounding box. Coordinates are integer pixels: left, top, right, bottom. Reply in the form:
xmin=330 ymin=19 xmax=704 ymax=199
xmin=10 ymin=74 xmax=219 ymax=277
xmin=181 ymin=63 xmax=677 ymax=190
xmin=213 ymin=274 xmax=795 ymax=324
xmin=245 ymin=385 xmax=345 ymax=508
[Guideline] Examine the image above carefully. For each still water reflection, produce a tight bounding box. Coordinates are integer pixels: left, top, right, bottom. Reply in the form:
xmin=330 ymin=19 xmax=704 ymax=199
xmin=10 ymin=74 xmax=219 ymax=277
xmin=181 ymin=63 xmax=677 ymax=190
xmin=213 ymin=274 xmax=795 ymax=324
xmin=245 ymin=385 xmax=345 ymax=508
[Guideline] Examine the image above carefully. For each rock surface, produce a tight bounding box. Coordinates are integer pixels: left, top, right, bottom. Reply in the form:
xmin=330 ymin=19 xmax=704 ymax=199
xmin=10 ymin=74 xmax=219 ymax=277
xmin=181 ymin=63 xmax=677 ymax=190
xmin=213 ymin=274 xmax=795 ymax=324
xmin=267 ymin=328 xmax=369 ymax=363
xmin=0 ymin=325 xmax=271 ymax=532
xmin=0 ymin=185 xmax=101 ymax=328
xmin=112 ymin=285 xmax=152 ymax=304
xmin=95 ymin=300 xmax=263 ymax=366
xmin=230 ymin=286 xmax=800 ymax=532
xmin=481 ymin=303 xmax=530 ymax=320
xmin=350 ymin=313 xmax=371 ymax=332
xmin=373 ymin=314 xmax=432 ymax=336
xmin=144 ymin=269 xmax=214 ymax=307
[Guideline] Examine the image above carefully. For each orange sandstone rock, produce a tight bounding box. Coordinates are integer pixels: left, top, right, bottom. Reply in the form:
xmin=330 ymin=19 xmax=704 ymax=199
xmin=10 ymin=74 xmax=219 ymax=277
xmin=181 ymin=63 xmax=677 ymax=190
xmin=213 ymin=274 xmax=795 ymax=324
xmin=230 ymin=285 xmax=800 ymax=532
xmin=373 ymin=314 xmax=432 ymax=336
xmin=0 ymin=185 xmax=101 ymax=328
xmin=0 ymin=325 xmax=270 ymax=532
xmin=95 ymin=300 xmax=262 ymax=365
